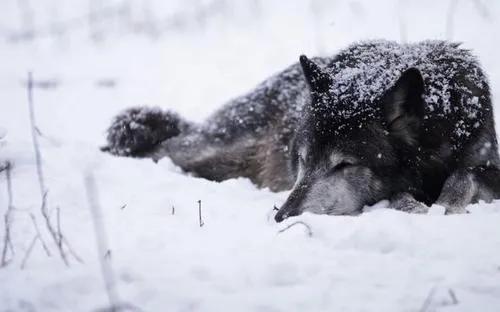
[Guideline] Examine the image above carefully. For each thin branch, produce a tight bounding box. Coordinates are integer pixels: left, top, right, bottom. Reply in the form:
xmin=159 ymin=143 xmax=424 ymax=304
xmin=84 ymin=171 xmax=120 ymax=309
xmin=27 ymin=72 xmax=46 ymax=199
xmin=56 ymin=206 xmax=62 ymax=248
xmin=20 ymin=235 xmax=40 ymax=270
xmin=61 ymin=235 xmax=84 ymax=264
xmin=1 ymin=162 xmax=14 ymax=267
xmin=472 ymin=0 xmax=491 ymax=21
xmin=419 ymin=286 xmax=437 ymax=312
xmin=54 ymin=208 xmax=83 ymax=263
xmin=94 ymin=302 xmax=145 ymax=312
xmin=27 ymin=72 xmax=75 ymax=266
xmin=198 ymin=200 xmax=204 ymax=227
xmin=29 ymin=213 xmax=51 ymax=257
xmin=40 ymin=191 xmax=69 ymax=266
xmin=448 ymin=288 xmax=459 ymax=305
xmin=278 ymin=221 xmax=313 ymax=237
xmin=1 ymin=215 xmax=13 ymax=268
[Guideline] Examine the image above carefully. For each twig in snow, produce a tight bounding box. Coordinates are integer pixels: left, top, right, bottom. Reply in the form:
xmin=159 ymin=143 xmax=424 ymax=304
xmin=29 ymin=213 xmax=51 ymax=257
xmin=0 ymin=163 xmax=8 ymax=173
xmin=56 ymin=207 xmax=62 ymax=248
xmin=198 ymin=200 xmax=204 ymax=227
xmin=1 ymin=162 xmax=14 ymax=268
xmin=171 ymin=205 xmax=175 ymax=215
xmin=94 ymin=302 xmax=145 ymax=312
xmin=273 ymin=205 xmax=279 ymax=211
xmin=60 ymin=235 xmax=84 ymax=264
xmin=105 ymin=250 xmax=112 ymax=260
xmin=40 ymin=191 xmax=69 ymax=265
xmin=55 ymin=209 xmax=84 ymax=263
xmin=27 ymin=72 xmax=46 ymax=199
xmin=84 ymin=171 xmax=121 ymax=310
xmin=119 ymin=204 xmax=126 ymax=210
xmin=278 ymin=221 xmax=313 ymax=237
xmin=27 ymin=72 xmax=79 ymax=266
xmin=419 ymin=286 xmax=437 ymax=312
xmin=472 ymin=0 xmax=491 ymax=21
xmin=448 ymin=288 xmax=459 ymax=305
xmin=20 ymin=235 xmax=40 ymax=270
xmin=0 ymin=216 xmax=13 ymax=268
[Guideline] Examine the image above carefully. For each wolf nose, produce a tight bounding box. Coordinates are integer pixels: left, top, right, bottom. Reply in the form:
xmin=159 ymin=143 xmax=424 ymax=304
xmin=275 ymin=205 xmax=300 ymax=223
xmin=274 ymin=211 xmax=287 ymax=223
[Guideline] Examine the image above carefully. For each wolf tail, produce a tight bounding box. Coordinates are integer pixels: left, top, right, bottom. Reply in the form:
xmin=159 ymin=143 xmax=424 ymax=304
xmin=101 ymin=106 xmax=190 ymax=157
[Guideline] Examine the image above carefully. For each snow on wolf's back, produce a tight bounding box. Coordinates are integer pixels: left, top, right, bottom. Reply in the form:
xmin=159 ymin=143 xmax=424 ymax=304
xmin=207 ymin=40 xmax=489 ymax=148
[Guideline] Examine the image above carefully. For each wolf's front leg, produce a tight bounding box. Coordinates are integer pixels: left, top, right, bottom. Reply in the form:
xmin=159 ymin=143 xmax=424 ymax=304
xmin=436 ymin=167 xmax=500 ymax=214
xmin=389 ymin=192 xmax=429 ymax=214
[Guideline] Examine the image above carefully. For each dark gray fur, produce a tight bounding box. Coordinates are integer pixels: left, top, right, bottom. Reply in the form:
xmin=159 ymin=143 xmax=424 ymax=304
xmin=102 ymin=40 xmax=500 ymax=222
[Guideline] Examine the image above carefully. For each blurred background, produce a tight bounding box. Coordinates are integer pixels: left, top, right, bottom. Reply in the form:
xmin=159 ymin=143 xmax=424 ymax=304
xmin=1 ymin=2 xmax=500 ymax=311
xmin=0 ymin=0 xmax=499 ymax=143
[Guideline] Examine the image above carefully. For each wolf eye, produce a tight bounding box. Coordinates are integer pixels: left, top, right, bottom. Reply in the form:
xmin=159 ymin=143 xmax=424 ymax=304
xmin=333 ymin=162 xmax=352 ymax=171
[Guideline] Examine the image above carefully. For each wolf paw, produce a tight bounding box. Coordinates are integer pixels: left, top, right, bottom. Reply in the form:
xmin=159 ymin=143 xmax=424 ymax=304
xmin=390 ymin=193 xmax=429 ymax=214
xmin=444 ymin=206 xmax=470 ymax=215
xmin=102 ymin=106 xmax=187 ymax=157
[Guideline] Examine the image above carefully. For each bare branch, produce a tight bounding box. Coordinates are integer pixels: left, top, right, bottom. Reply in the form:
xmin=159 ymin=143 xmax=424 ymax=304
xmin=94 ymin=302 xmax=145 ymax=312
xmin=472 ymin=0 xmax=492 ymax=21
xmin=56 ymin=206 xmax=62 ymax=248
xmin=29 ymin=213 xmax=51 ymax=257
xmin=40 ymin=191 xmax=69 ymax=266
xmin=1 ymin=215 xmax=13 ymax=268
xmin=278 ymin=221 xmax=313 ymax=237
xmin=419 ymin=286 xmax=437 ymax=312
xmin=1 ymin=162 xmax=14 ymax=268
xmin=61 ymin=235 xmax=84 ymax=264
xmin=27 ymin=72 xmax=80 ymax=266
xmin=20 ymin=235 xmax=40 ymax=270
xmin=27 ymin=72 xmax=46 ymax=199
xmin=84 ymin=171 xmax=120 ymax=309
xmin=448 ymin=288 xmax=459 ymax=305
xmin=198 ymin=200 xmax=204 ymax=227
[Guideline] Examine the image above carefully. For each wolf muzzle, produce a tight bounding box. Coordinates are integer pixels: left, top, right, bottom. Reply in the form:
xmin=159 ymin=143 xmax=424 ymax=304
xmin=274 ymin=179 xmax=310 ymax=222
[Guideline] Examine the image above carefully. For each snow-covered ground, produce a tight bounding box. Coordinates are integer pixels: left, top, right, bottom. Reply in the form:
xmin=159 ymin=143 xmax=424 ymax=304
xmin=1 ymin=0 xmax=500 ymax=311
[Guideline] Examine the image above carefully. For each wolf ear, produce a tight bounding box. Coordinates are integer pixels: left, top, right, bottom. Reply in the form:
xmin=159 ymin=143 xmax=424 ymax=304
xmin=383 ymin=68 xmax=425 ymax=146
xmin=299 ymin=55 xmax=332 ymax=94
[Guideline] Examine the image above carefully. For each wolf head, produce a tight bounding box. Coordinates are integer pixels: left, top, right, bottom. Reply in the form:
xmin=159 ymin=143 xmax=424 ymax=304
xmin=275 ymin=55 xmax=426 ymax=222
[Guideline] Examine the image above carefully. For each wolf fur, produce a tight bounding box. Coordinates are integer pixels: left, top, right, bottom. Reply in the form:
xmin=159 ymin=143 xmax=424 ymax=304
xmin=102 ymin=40 xmax=500 ymax=222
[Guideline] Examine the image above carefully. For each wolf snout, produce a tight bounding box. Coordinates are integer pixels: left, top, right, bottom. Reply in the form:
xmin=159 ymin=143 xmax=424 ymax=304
xmin=274 ymin=210 xmax=287 ymax=223
xmin=274 ymin=203 xmax=301 ymax=223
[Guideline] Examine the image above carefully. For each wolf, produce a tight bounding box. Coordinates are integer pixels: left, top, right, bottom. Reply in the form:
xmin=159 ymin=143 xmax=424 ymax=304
xmin=102 ymin=40 xmax=500 ymax=222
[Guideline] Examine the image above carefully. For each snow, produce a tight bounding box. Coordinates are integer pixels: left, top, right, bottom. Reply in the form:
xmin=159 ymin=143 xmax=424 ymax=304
xmin=1 ymin=0 xmax=500 ymax=311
